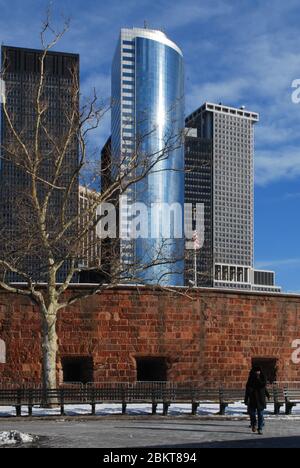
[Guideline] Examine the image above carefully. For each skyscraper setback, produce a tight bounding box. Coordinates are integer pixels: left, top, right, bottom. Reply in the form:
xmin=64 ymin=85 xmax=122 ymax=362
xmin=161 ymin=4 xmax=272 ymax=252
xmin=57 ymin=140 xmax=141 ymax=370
xmin=185 ymin=102 xmax=280 ymax=292
xmin=0 ymin=46 xmax=79 ymax=282
xmin=111 ymin=28 xmax=185 ymax=286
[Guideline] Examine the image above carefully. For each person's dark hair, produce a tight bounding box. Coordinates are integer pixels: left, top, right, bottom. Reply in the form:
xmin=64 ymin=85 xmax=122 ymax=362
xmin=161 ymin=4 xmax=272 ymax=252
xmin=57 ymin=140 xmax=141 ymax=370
xmin=247 ymin=366 xmax=267 ymax=386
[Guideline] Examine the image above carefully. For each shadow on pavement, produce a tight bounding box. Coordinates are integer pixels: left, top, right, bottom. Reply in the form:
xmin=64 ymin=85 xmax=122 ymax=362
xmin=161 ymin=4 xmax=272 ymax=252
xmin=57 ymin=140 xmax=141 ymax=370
xmin=145 ymin=436 xmax=300 ymax=448
xmin=117 ymin=425 xmax=249 ymax=435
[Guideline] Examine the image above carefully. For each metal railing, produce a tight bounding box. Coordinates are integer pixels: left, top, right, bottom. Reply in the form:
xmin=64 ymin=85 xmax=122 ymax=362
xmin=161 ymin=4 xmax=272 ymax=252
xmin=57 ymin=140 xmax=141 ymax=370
xmin=0 ymin=381 xmax=299 ymax=417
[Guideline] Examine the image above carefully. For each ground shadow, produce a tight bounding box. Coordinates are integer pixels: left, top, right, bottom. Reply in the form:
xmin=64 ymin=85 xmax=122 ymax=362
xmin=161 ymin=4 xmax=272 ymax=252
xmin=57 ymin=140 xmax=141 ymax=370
xmin=117 ymin=425 xmax=249 ymax=436
xmin=144 ymin=436 xmax=300 ymax=448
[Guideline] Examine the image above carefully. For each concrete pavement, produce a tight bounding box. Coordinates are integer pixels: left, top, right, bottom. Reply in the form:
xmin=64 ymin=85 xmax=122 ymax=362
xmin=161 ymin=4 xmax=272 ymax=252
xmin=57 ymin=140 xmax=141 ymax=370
xmin=0 ymin=417 xmax=300 ymax=448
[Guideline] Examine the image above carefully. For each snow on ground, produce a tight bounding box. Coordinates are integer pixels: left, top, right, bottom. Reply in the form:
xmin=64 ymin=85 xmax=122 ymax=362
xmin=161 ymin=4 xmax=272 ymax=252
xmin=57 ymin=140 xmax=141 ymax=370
xmin=0 ymin=402 xmax=300 ymax=418
xmin=0 ymin=430 xmax=38 ymax=446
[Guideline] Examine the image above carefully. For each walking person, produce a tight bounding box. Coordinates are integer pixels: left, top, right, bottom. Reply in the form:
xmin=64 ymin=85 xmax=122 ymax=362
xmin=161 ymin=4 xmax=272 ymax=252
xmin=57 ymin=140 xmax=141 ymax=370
xmin=244 ymin=366 xmax=270 ymax=435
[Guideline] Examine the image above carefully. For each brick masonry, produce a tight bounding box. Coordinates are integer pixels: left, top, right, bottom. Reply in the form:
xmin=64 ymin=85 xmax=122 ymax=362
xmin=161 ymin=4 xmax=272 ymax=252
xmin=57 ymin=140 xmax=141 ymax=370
xmin=0 ymin=286 xmax=300 ymax=386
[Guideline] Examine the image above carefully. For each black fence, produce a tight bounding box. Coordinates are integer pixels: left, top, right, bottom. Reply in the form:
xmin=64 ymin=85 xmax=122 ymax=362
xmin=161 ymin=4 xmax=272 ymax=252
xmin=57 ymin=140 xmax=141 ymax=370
xmin=0 ymin=381 xmax=298 ymax=417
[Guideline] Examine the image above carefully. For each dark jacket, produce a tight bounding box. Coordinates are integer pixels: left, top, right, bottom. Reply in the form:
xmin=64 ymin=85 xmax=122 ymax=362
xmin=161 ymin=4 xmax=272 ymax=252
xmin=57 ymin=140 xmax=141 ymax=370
xmin=245 ymin=372 xmax=270 ymax=410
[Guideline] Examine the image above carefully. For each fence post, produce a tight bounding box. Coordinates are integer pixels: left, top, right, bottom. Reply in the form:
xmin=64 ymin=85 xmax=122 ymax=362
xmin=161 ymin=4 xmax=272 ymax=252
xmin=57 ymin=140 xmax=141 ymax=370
xmin=152 ymin=402 xmax=158 ymax=415
xmin=151 ymin=383 xmax=157 ymax=415
xmin=15 ymin=389 xmax=22 ymax=417
xmin=42 ymin=386 xmax=48 ymax=408
xmin=191 ymin=386 xmax=199 ymax=415
xmin=28 ymin=389 xmax=33 ymax=417
xmin=121 ymin=384 xmax=127 ymax=415
xmin=162 ymin=383 xmax=170 ymax=416
xmin=163 ymin=402 xmax=169 ymax=416
xmin=60 ymin=388 xmax=65 ymax=416
xmin=273 ymin=385 xmax=280 ymax=415
xmin=191 ymin=401 xmax=199 ymax=416
xmin=91 ymin=387 xmax=96 ymax=416
xmin=219 ymin=388 xmax=227 ymax=416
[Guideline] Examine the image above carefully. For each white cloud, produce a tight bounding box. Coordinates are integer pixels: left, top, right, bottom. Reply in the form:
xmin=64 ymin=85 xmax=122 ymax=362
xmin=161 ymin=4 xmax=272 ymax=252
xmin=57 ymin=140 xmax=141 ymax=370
xmin=255 ymin=124 xmax=294 ymax=146
xmin=182 ymin=4 xmax=300 ymax=187
xmin=1 ymin=0 xmax=300 ymax=191
xmin=255 ymin=147 xmax=300 ymax=185
xmin=256 ymin=258 xmax=300 ymax=269
xmin=81 ymin=72 xmax=111 ymax=102
xmin=186 ymin=78 xmax=249 ymax=114
xmin=283 ymin=192 xmax=300 ymax=200
xmin=80 ymin=72 xmax=111 ymax=151
xmin=148 ymin=0 xmax=233 ymax=30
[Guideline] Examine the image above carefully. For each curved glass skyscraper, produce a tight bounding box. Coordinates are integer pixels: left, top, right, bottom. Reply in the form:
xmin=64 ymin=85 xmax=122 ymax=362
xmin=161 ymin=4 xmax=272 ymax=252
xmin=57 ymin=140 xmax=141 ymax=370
xmin=111 ymin=28 xmax=184 ymax=286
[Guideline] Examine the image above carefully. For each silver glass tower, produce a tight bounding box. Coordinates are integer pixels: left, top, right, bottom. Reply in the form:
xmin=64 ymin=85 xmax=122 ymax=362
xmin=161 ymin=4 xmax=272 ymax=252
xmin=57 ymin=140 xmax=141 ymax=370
xmin=111 ymin=28 xmax=185 ymax=286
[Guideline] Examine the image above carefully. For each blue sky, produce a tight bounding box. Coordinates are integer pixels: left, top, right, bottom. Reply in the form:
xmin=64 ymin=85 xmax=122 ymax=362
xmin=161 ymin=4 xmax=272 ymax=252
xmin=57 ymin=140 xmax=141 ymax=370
xmin=0 ymin=0 xmax=300 ymax=292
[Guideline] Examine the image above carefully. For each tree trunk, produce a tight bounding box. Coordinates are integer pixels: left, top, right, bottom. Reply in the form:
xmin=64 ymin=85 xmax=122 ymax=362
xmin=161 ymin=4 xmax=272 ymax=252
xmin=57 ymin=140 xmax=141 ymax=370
xmin=41 ymin=305 xmax=58 ymax=392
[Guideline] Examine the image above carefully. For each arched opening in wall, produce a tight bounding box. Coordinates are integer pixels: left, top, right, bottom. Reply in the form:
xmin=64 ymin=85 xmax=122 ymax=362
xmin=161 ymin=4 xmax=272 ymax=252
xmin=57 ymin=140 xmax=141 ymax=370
xmin=136 ymin=357 xmax=167 ymax=382
xmin=252 ymin=357 xmax=278 ymax=384
xmin=61 ymin=356 xmax=93 ymax=384
xmin=0 ymin=339 xmax=6 ymax=364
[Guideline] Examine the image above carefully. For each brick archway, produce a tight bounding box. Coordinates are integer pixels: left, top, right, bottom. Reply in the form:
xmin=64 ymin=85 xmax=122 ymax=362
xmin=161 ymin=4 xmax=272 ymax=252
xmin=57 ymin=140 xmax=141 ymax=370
xmin=0 ymin=339 xmax=5 ymax=364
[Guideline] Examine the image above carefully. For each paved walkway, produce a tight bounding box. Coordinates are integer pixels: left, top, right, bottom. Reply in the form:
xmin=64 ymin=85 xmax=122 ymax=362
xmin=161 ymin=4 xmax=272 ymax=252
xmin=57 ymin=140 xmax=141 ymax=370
xmin=0 ymin=417 xmax=300 ymax=448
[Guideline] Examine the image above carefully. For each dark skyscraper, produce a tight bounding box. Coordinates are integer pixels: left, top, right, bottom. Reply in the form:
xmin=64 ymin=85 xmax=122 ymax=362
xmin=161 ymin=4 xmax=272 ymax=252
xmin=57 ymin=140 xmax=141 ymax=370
xmin=101 ymin=136 xmax=112 ymax=195
xmin=0 ymin=46 xmax=79 ymax=282
xmin=184 ymin=129 xmax=213 ymax=286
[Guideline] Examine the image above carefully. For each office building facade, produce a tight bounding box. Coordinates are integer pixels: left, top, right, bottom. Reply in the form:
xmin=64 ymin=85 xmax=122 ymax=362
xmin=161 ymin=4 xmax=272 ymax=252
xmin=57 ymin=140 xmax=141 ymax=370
xmin=78 ymin=185 xmax=101 ymax=269
xmin=0 ymin=46 xmax=79 ymax=282
xmin=185 ymin=102 xmax=280 ymax=292
xmin=111 ymin=28 xmax=185 ymax=286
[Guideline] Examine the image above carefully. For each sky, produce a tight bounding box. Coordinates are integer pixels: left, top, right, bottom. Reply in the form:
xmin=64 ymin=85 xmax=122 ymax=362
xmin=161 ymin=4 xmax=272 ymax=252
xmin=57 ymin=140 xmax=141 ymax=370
xmin=0 ymin=0 xmax=300 ymax=292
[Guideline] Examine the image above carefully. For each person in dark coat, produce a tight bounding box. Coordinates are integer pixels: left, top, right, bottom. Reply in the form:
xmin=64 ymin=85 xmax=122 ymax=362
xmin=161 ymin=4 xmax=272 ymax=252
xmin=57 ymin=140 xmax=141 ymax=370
xmin=244 ymin=366 xmax=270 ymax=435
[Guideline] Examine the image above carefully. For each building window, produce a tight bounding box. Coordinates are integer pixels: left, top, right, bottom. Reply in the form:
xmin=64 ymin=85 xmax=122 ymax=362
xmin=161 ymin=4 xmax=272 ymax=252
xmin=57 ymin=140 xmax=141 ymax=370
xmin=222 ymin=266 xmax=229 ymax=281
xmin=252 ymin=358 xmax=278 ymax=384
xmin=0 ymin=339 xmax=6 ymax=364
xmin=136 ymin=357 xmax=167 ymax=381
xmin=215 ymin=265 xmax=221 ymax=280
xmin=61 ymin=356 xmax=93 ymax=384
xmin=237 ymin=267 xmax=244 ymax=282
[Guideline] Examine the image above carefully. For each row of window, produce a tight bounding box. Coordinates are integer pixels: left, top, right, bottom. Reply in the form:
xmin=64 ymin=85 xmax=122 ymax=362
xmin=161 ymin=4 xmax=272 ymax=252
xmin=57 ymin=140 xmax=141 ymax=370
xmin=214 ymin=114 xmax=255 ymax=123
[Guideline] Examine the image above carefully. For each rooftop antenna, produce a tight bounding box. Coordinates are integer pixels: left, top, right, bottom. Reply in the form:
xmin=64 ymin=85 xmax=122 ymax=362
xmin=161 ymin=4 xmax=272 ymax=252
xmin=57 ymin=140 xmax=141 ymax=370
xmin=144 ymin=20 xmax=148 ymax=29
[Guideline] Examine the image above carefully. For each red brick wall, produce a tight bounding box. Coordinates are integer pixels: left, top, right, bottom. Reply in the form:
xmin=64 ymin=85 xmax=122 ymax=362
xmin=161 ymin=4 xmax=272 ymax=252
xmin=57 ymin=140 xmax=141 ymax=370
xmin=0 ymin=287 xmax=300 ymax=387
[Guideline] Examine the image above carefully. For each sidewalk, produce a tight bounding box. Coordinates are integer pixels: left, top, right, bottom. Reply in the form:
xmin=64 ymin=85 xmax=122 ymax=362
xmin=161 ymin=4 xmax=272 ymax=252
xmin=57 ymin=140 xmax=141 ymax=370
xmin=1 ymin=418 xmax=300 ymax=448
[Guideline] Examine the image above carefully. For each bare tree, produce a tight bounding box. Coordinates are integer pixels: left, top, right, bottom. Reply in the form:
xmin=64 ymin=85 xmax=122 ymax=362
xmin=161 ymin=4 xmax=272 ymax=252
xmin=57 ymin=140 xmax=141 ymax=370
xmin=0 ymin=15 xmax=187 ymax=390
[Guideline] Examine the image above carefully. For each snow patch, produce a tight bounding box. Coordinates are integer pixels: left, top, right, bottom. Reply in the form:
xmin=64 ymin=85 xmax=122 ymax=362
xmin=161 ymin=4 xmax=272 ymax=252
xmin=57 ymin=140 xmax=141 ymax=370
xmin=0 ymin=430 xmax=38 ymax=446
xmin=0 ymin=402 xmax=300 ymax=418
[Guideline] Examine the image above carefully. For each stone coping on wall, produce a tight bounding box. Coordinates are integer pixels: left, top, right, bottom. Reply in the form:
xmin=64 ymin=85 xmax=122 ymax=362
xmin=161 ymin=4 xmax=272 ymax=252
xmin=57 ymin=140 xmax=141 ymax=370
xmin=1 ymin=283 xmax=300 ymax=300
